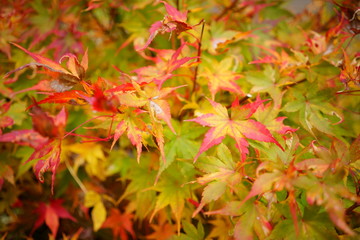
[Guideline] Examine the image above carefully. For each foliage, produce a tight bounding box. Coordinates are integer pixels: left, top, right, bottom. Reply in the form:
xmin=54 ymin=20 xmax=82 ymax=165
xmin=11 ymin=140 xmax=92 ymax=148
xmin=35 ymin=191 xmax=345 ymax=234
xmin=0 ymin=0 xmax=359 ymax=239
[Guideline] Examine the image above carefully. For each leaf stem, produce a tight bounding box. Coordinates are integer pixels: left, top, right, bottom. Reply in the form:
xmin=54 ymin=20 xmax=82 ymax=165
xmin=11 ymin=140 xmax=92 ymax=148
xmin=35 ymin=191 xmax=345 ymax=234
xmin=63 ymin=114 xmax=114 ymax=139
xmin=65 ymin=158 xmax=88 ymax=194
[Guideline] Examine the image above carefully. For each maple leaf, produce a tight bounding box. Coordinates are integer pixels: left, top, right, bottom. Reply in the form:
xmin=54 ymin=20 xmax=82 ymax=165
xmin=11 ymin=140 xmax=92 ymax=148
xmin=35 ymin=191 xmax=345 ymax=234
xmin=84 ymin=191 xmax=107 ymax=232
xmin=187 ymin=96 xmax=283 ymax=162
xmin=253 ymin=101 xmax=297 ymax=136
xmin=111 ymin=109 xmax=148 ymax=163
xmin=32 ymin=199 xmax=76 ymax=237
xmin=200 ymin=57 xmax=243 ymax=100
xmin=133 ymin=44 xmax=196 ymax=88
xmin=0 ymin=129 xmax=48 ymax=149
xmin=5 ymin=43 xmax=88 ymax=92
xmin=0 ymin=101 xmax=14 ymax=134
xmin=147 ymin=211 xmax=177 ymax=240
xmin=0 ymin=105 xmax=67 ymax=192
xmin=138 ymin=1 xmax=192 ymax=51
xmin=192 ymin=143 xmax=242 ymax=217
xmin=339 ymin=50 xmax=360 ymax=91
xmin=34 ymin=90 xmax=89 ymax=106
xmin=112 ymin=82 xmax=181 ymax=162
xmin=101 ymin=208 xmax=135 ymax=240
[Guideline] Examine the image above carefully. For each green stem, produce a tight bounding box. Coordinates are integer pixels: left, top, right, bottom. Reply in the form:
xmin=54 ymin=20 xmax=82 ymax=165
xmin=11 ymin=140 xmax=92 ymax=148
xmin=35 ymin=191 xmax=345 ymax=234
xmin=65 ymin=158 xmax=88 ymax=194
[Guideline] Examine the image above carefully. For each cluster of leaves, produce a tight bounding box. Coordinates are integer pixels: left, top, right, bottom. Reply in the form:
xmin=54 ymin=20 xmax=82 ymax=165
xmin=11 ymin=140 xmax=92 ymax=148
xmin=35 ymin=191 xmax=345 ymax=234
xmin=0 ymin=0 xmax=359 ymax=239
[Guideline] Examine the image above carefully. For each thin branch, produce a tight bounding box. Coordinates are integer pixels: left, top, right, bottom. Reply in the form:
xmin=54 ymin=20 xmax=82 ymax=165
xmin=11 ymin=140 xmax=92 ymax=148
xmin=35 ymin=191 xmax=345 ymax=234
xmin=215 ymin=0 xmax=239 ymax=21
xmin=191 ymin=20 xmax=205 ymax=95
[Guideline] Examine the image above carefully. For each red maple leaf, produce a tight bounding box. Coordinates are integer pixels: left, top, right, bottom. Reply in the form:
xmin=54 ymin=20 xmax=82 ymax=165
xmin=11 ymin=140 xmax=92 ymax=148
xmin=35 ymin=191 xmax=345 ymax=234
xmin=138 ymin=1 xmax=192 ymax=51
xmin=0 ymin=105 xmax=67 ymax=192
xmin=5 ymin=43 xmax=88 ymax=92
xmin=187 ymin=96 xmax=283 ymax=162
xmin=101 ymin=208 xmax=135 ymax=240
xmin=32 ymin=199 xmax=76 ymax=237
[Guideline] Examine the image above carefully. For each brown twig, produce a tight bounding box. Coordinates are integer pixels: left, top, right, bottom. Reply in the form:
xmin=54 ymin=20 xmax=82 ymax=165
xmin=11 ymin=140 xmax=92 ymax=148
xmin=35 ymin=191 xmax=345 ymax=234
xmin=191 ymin=20 xmax=205 ymax=95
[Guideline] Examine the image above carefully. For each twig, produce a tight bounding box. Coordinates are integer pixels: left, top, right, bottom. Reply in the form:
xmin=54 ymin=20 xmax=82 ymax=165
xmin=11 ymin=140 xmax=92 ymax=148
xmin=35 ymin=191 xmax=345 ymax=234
xmin=215 ymin=0 xmax=239 ymax=21
xmin=191 ymin=20 xmax=205 ymax=95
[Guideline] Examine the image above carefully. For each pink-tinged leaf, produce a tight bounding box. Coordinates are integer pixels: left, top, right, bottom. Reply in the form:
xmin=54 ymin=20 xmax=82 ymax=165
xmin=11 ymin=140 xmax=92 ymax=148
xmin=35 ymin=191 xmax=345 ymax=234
xmin=10 ymin=80 xmax=54 ymax=96
xmin=231 ymin=95 xmax=266 ymax=119
xmin=10 ymin=43 xmax=69 ymax=74
xmin=273 ymin=117 xmax=298 ymax=135
xmin=127 ymin=120 xmax=143 ymax=163
xmin=193 ymin=127 xmax=226 ymax=162
xmin=0 ymin=129 xmax=48 ymax=149
xmin=83 ymin=0 xmax=103 ymax=12
xmin=6 ymin=44 xmax=88 ymax=92
xmin=0 ymin=116 xmax=14 ymax=133
xmin=55 ymin=107 xmax=67 ymax=129
xmin=29 ymin=140 xmax=62 ymax=192
xmin=238 ymin=119 xmax=282 ymax=148
xmin=242 ymin=172 xmax=281 ymax=203
xmin=187 ymin=98 xmax=282 ymax=162
xmin=150 ymin=100 xmax=176 ymax=134
xmin=135 ymin=44 xmax=195 ymax=88
xmin=138 ymin=3 xmax=191 ymax=51
xmin=137 ymin=21 xmax=164 ymax=51
xmin=161 ymin=1 xmax=187 ymax=22
xmin=111 ymin=120 xmax=127 ymax=150
xmin=326 ymin=199 xmax=355 ymax=236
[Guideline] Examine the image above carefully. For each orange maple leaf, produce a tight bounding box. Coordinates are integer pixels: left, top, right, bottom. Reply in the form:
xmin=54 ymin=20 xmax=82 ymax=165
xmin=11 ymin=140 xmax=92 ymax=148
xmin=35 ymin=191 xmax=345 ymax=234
xmin=101 ymin=208 xmax=135 ymax=240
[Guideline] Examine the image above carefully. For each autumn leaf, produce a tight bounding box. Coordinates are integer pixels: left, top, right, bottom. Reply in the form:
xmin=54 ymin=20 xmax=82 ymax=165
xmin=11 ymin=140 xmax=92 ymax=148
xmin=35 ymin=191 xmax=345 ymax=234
xmin=101 ymin=208 xmax=135 ymax=240
xmin=187 ymin=96 xmax=283 ymax=162
xmin=32 ymin=199 xmax=76 ymax=237
xmin=0 ymin=129 xmax=48 ymax=149
xmin=111 ymin=82 xmax=181 ymax=162
xmin=5 ymin=43 xmax=88 ymax=92
xmin=34 ymin=90 xmax=89 ymax=106
xmin=147 ymin=211 xmax=177 ymax=240
xmin=138 ymin=1 xmax=192 ymax=51
xmin=0 ymin=105 xmax=67 ymax=192
xmin=133 ymin=44 xmax=196 ymax=88
xmin=84 ymin=191 xmax=107 ymax=232
xmin=200 ymin=57 xmax=243 ymax=100
xmin=0 ymin=101 xmax=13 ymax=134
xmin=111 ymin=109 xmax=147 ymax=163
xmin=192 ymin=143 xmax=241 ymax=216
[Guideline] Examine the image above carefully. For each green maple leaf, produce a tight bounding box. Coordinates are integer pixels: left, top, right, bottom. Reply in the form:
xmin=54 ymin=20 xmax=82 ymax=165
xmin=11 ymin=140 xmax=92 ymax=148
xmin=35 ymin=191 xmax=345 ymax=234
xmin=283 ymin=86 xmax=343 ymax=136
xmin=150 ymin=163 xmax=194 ymax=234
xmin=155 ymin=120 xmax=204 ymax=183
